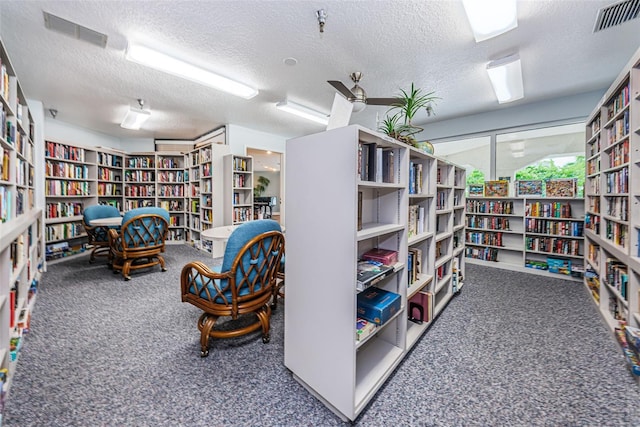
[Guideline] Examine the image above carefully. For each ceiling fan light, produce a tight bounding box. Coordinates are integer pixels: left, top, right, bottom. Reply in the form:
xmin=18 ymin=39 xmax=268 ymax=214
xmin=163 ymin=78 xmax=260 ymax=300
xmin=351 ymin=100 xmax=366 ymax=113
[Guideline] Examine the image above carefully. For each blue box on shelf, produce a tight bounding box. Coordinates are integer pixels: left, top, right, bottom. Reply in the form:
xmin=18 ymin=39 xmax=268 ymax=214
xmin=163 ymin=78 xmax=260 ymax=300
xmin=547 ymin=257 xmax=571 ymax=275
xmin=357 ymin=287 xmax=401 ymax=325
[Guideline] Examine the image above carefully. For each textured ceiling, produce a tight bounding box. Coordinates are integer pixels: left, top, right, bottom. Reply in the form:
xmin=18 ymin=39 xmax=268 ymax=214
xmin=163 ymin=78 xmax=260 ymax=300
xmin=1 ymin=1 xmax=639 ymax=141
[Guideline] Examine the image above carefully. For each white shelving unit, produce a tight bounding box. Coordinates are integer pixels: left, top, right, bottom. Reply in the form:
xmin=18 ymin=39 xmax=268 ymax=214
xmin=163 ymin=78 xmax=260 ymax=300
xmin=582 ymin=46 xmax=640 ymax=374
xmin=224 ymin=154 xmax=253 ymax=225
xmin=284 ymin=125 xmax=464 ymax=421
xmin=0 ymin=36 xmax=44 ymax=399
xmin=465 ymin=196 xmax=585 ymax=281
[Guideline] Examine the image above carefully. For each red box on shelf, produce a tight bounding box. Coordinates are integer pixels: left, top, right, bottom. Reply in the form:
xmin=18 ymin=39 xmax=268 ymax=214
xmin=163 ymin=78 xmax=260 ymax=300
xmin=362 ymin=248 xmax=398 ymax=266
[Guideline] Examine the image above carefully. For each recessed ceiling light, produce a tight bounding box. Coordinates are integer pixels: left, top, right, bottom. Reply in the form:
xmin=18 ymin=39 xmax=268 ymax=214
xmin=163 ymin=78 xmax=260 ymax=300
xmin=283 ymin=57 xmax=298 ymax=66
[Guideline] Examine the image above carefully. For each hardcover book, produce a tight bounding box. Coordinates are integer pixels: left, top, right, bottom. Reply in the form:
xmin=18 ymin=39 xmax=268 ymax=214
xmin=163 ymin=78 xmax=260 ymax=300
xmin=362 ymin=248 xmax=398 ymax=265
xmin=356 ymin=318 xmax=376 ymax=341
xmin=356 ymin=261 xmax=394 ymax=291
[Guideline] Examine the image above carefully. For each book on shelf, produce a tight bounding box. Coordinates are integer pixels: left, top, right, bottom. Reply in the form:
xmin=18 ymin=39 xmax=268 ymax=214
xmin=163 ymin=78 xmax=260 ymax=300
xmin=408 ymin=291 xmax=432 ymax=324
xmin=362 ymin=248 xmax=398 ymax=265
xmin=484 ymin=180 xmax=509 ymax=197
xmin=356 ymin=318 xmax=376 ymax=341
xmin=356 ymin=261 xmax=394 ymax=291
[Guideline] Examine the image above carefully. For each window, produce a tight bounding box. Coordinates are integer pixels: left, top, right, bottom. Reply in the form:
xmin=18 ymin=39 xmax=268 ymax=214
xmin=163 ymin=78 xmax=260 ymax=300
xmin=495 ymin=123 xmax=585 ymax=196
xmin=432 ymin=136 xmax=490 ymax=186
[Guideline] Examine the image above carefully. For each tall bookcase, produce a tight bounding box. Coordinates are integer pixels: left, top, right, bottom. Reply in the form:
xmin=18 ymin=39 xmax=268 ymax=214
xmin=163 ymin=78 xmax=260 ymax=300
xmin=582 ymin=46 xmax=640 ymax=377
xmin=284 ymin=125 xmax=465 ymax=421
xmin=223 ymin=154 xmax=253 ymax=225
xmin=96 ymin=150 xmax=124 ymax=211
xmin=155 ymin=152 xmax=186 ymax=242
xmin=465 ymin=196 xmax=585 ymax=280
xmin=0 ymin=37 xmax=43 ymax=401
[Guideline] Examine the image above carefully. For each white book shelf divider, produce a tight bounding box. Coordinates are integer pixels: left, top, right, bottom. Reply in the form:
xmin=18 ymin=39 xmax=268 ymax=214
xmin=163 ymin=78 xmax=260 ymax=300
xmin=0 ymin=36 xmax=44 ymax=400
xmin=284 ymin=125 xmax=465 ymax=421
xmin=583 ymin=46 xmax=640 ymax=381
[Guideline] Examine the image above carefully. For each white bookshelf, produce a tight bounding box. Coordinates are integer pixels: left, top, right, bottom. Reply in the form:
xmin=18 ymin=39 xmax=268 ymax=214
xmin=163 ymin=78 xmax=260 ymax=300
xmin=582 ymin=46 xmax=640 ymax=380
xmin=284 ymin=125 xmax=464 ymax=421
xmin=223 ymin=154 xmax=253 ymax=225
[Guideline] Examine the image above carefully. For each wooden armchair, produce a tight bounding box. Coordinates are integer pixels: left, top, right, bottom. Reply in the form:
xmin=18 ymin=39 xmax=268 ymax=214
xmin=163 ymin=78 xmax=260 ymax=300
xmin=108 ymin=207 xmax=169 ymax=280
xmin=181 ymin=220 xmax=284 ymax=357
xmin=82 ymin=204 xmax=121 ymax=263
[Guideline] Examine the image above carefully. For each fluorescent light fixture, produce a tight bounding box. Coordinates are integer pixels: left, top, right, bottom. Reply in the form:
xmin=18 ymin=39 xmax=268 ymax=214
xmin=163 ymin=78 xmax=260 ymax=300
xmin=120 ymin=106 xmax=151 ymax=130
xmin=276 ymin=100 xmax=329 ymax=125
xmin=462 ymin=0 xmax=518 ymax=42
xmin=125 ymin=43 xmax=258 ymax=99
xmin=486 ymin=54 xmax=524 ymax=104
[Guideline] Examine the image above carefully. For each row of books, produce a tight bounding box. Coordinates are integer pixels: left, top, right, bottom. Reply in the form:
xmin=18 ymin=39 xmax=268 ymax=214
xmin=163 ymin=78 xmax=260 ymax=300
xmin=158 ymin=185 xmax=184 ymax=197
xmin=98 ymin=167 xmax=120 ymax=181
xmin=1 ymin=148 xmax=8 ymax=181
xmin=202 ymin=163 xmax=212 ymax=177
xmin=45 ymin=141 xmax=85 ymax=162
xmin=465 ymin=246 xmax=498 ymax=262
xmin=466 ymin=215 xmax=510 ymax=231
xmin=408 ymin=161 xmax=423 ymax=194
xmin=604 ymin=167 xmax=628 ymax=194
xmin=408 ymin=205 xmax=425 ymax=237
xmin=97 ymin=152 xmax=122 ymax=167
xmin=606 ymin=110 xmax=629 ymax=145
xmin=524 ymin=236 xmax=581 ymax=256
xmin=46 ymin=161 xmax=88 ymax=180
xmin=159 ymin=200 xmax=183 ymax=211
xmin=124 ymin=184 xmax=155 ymax=197
xmin=97 ymin=183 xmax=120 ymax=196
xmin=407 ymin=247 xmax=422 ymax=286
xmin=606 ymin=83 xmax=629 ymax=120
xmin=524 ymin=218 xmax=583 ymax=236
xmin=158 ymin=171 xmax=185 ymax=183
xmin=125 ymin=170 xmax=155 ymax=182
xmin=45 ymin=201 xmax=83 ymax=219
xmin=124 ymin=200 xmax=154 ymax=210
xmin=45 ymin=180 xmax=90 ymax=196
xmin=127 ymin=156 xmax=154 ymax=169
xmin=466 ymin=231 xmax=503 ymax=247
xmin=358 ymin=142 xmax=395 ymax=183
xmin=584 ymin=213 xmax=600 ymax=234
xmin=586 ymin=156 xmax=599 ymax=175
xmin=157 ymin=158 xmax=183 ymax=169
xmin=525 ymin=202 xmax=572 ymax=218
xmin=45 ymin=222 xmax=84 ymax=242
xmin=232 ymin=173 xmax=249 ymax=188
xmin=232 ymin=207 xmax=252 ymax=223
xmin=232 ymin=157 xmax=249 ymax=172
xmin=605 ymin=258 xmax=628 ymax=300
xmin=466 ymin=200 xmax=514 ymax=215
xmin=605 ymin=221 xmax=627 ymax=248
xmin=606 ymin=138 xmax=629 ymax=168
xmin=606 ymin=196 xmax=628 ymax=221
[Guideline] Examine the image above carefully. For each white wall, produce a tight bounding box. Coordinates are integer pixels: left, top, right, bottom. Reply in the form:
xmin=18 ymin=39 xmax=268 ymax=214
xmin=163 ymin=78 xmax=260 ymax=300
xmin=420 ymin=90 xmax=605 ymax=141
xmin=227 ymin=124 xmax=286 ymax=155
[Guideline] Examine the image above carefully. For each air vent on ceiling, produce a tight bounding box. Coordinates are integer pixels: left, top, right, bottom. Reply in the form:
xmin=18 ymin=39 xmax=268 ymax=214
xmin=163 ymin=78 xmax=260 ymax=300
xmin=593 ymin=0 xmax=640 ymax=32
xmin=43 ymin=11 xmax=108 ymax=48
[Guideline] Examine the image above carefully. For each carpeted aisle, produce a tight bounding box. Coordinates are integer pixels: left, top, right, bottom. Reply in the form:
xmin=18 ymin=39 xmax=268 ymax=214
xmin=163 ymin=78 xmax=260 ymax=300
xmin=3 ymin=246 xmax=639 ymax=426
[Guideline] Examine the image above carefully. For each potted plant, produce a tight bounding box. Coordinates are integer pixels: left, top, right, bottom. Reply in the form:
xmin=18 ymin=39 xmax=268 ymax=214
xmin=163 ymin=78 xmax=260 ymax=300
xmin=379 ymin=83 xmax=439 ymax=149
xmin=254 ymin=175 xmax=271 ymax=198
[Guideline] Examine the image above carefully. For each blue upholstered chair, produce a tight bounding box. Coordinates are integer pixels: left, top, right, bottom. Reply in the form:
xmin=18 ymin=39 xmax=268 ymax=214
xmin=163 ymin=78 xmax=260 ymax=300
xmin=180 ymin=220 xmax=285 ymax=357
xmin=108 ymin=207 xmax=169 ymax=280
xmin=82 ymin=204 xmax=121 ymax=263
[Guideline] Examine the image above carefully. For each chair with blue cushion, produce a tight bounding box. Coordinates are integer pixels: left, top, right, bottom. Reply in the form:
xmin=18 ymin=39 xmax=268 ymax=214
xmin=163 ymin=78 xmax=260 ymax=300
xmin=180 ymin=219 xmax=285 ymax=357
xmin=108 ymin=207 xmax=170 ymax=280
xmin=82 ymin=204 xmax=121 ymax=263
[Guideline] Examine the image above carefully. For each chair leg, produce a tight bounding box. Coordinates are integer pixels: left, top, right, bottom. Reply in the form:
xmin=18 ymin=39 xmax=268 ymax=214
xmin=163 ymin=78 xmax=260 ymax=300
xmin=256 ymin=306 xmax=271 ymax=343
xmin=158 ymin=255 xmax=167 ymax=272
xmin=122 ymin=259 xmax=133 ymax=281
xmin=198 ymin=313 xmax=216 ymax=357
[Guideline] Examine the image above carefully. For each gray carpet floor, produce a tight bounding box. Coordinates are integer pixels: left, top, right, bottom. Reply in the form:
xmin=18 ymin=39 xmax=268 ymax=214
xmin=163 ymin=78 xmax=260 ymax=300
xmin=3 ymin=245 xmax=640 ymax=426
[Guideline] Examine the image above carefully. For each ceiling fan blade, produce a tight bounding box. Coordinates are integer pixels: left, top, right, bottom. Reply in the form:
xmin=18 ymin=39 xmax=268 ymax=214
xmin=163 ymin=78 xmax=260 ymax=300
xmin=328 ymin=80 xmax=355 ymax=100
xmin=366 ymin=97 xmax=405 ymax=106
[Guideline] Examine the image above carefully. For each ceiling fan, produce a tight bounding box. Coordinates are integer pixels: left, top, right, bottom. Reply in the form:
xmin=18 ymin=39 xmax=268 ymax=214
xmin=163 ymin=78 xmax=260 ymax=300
xmin=327 ymin=72 xmax=403 ymax=113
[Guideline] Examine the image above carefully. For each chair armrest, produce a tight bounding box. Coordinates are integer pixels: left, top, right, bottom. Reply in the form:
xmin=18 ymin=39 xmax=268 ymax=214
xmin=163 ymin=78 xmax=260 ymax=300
xmin=108 ymin=228 xmax=120 ymax=246
xmin=180 ymin=261 xmax=232 ymax=300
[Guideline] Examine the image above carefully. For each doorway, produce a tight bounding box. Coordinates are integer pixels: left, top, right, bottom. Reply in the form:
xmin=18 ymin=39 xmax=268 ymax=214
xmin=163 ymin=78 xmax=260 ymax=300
xmin=246 ymin=148 xmax=284 ymax=224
